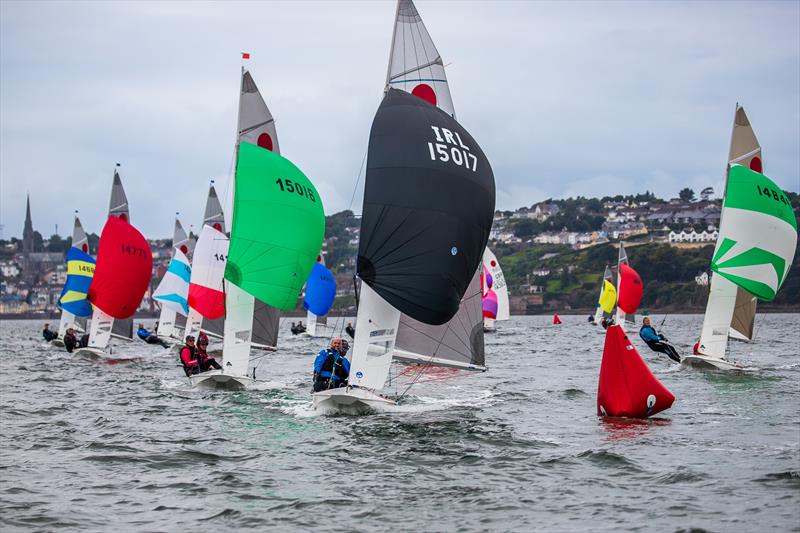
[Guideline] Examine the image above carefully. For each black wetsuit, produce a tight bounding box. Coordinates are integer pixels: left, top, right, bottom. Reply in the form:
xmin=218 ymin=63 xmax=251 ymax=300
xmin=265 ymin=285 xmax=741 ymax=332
xmin=43 ymin=329 xmax=57 ymax=342
xmin=345 ymin=325 xmax=355 ymax=339
xmin=640 ymin=325 xmax=681 ymax=363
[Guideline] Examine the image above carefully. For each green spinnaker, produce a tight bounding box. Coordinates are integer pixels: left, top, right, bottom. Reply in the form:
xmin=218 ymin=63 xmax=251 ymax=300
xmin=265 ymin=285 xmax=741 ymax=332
xmin=710 ymin=164 xmax=798 ymax=301
xmin=224 ymin=141 xmax=325 ymax=310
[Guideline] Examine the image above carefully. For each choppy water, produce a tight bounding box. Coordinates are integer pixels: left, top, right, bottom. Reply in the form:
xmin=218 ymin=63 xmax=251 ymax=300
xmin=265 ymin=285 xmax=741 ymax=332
xmin=1 ymin=314 xmax=798 ymax=532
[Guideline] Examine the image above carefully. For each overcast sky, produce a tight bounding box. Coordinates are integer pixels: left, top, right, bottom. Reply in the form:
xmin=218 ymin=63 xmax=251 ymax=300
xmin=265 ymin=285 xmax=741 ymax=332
xmin=1 ymin=0 xmax=798 ymax=240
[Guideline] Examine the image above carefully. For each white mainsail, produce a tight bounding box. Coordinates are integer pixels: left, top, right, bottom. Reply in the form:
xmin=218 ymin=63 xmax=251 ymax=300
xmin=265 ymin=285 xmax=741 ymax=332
xmin=614 ymin=242 xmax=630 ymax=328
xmin=593 ymin=265 xmax=614 ymax=323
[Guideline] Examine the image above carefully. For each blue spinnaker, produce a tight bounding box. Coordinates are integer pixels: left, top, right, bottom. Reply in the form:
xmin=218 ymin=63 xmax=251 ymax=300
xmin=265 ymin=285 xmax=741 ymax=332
xmin=303 ymin=262 xmax=336 ymax=316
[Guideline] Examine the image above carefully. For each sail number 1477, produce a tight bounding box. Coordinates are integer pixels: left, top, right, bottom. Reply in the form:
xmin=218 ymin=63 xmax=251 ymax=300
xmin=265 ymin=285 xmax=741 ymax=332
xmin=427 ymin=126 xmax=477 ymax=172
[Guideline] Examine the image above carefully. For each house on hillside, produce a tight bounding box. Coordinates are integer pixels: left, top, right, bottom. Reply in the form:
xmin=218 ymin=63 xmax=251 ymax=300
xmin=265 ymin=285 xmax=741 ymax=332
xmin=668 ymin=229 xmax=718 ymax=244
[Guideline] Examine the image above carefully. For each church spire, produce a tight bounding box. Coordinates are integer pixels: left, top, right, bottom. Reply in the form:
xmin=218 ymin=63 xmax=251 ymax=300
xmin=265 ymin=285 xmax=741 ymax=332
xmin=23 ymin=193 xmax=34 ymax=254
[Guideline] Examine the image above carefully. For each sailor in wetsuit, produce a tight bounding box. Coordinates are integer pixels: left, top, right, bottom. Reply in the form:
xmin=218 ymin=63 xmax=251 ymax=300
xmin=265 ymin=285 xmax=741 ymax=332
xmin=42 ymin=323 xmax=57 ymax=342
xmin=312 ymin=338 xmax=351 ymax=392
xmin=345 ymin=322 xmax=355 ymax=339
xmin=639 ymin=317 xmax=681 ymax=363
xmin=137 ymin=324 xmax=170 ymax=348
xmin=179 ymin=335 xmax=200 ymax=376
xmin=63 ymin=328 xmax=78 ymax=353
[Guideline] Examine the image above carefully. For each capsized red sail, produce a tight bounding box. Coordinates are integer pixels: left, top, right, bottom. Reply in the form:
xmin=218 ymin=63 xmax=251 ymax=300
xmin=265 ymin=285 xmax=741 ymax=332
xmin=87 ymin=216 xmax=152 ymax=319
xmin=617 ymin=263 xmax=643 ymax=314
xmin=597 ymin=324 xmax=674 ymax=418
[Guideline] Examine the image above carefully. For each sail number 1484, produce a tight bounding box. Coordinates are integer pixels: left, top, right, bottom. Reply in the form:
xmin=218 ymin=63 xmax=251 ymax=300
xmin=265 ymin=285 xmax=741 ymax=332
xmin=427 ymin=126 xmax=477 ymax=172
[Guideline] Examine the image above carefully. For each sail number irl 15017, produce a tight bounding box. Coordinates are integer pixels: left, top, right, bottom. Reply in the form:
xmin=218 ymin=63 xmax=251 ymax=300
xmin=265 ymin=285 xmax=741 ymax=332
xmin=427 ymin=126 xmax=477 ymax=172
xmin=276 ymin=178 xmax=316 ymax=202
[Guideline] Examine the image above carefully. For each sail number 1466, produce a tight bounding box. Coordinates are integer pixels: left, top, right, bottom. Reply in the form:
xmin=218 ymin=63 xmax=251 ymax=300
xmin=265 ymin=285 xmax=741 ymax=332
xmin=276 ymin=178 xmax=316 ymax=202
xmin=427 ymin=126 xmax=477 ymax=172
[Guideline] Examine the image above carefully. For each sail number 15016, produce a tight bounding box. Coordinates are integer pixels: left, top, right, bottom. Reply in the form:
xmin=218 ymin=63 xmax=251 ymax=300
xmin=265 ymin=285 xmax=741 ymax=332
xmin=276 ymin=178 xmax=316 ymax=202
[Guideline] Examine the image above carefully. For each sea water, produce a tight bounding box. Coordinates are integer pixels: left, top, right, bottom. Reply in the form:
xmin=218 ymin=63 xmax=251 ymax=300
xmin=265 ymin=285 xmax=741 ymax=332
xmin=1 ymin=315 xmax=798 ymax=532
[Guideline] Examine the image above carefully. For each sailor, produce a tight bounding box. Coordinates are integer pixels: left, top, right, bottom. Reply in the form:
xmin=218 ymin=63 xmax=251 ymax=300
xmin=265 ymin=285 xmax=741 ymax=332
xmin=290 ymin=322 xmax=298 ymax=335
xmin=63 ymin=328 xmax=78 ymax=353
xmin=195 ymin=333 xmax=222 ymax=372
xmin=639 ymin=317 xmax=681 ymax=363
xmin=588 ymin=314 xmax=595 ymax=324
xmin=296 ymin=321 xmax=306 ymax=334
xmin=42 ymin=323 xmax=57 ymax=342
xmin=312 ymin=338 xmax=351 ymax=392
xmin=345 ymin=322 xmax=355 ymax=339
xmin=79 ymin=333 xmax=90 ymax=348
xmin=179 ymin=335 xmax=200 ymax=376
xmin=137 ymin=323 xmax=170 ymax=348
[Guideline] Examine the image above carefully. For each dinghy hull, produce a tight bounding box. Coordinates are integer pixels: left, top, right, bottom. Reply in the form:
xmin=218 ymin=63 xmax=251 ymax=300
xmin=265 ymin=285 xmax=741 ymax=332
xmin=312 ymin=387 xmax=396 ymax=415
xmin=189 ymin=370 xmax=253 ymax=391
xmin=73 ymin=347 xmax=106 ymax=359
xmin=50 ymin=339 xmax=65 ymax=348
xmin=682 ymin=355 xmax=743 ymax=371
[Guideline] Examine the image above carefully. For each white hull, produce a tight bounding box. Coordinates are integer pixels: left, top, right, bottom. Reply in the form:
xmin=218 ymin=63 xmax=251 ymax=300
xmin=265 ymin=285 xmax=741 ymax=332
xmin=50 ymin=339 xmax=65 ymax=347
xmin=73 ymin=347 xmax=107 ymax=359
xmin=189 ymin=369 xmax=253 ymax=391
xmin=682 ymin=355 xmax=743 ymax=371
xmin=312 ymin=386 xmax=396 ymax=415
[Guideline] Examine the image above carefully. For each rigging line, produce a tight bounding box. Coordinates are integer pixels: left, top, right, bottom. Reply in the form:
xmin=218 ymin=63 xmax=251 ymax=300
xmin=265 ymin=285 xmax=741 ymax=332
xmin=347 ymin=147 xmax=368 ymax=213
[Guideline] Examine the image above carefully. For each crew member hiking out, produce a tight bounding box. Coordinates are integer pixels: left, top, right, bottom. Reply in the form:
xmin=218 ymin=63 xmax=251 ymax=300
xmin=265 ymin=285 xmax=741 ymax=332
xmin=137 ymin=323 xmax=170 ymax=348
xmin=312 ymin=338 xmax=350 ymax=392
xmin=639 ymin=317 xmax=681 ymax=363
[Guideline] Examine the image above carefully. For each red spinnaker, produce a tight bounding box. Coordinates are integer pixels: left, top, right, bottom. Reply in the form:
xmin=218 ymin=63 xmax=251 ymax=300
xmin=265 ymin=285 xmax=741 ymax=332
xmin=87 ymin=216 xmax=152 ymax=319
xmin=617 ymin=263 xmax=643 ymax=314
xmin=597 ymin=325 xmax=675 ymax=418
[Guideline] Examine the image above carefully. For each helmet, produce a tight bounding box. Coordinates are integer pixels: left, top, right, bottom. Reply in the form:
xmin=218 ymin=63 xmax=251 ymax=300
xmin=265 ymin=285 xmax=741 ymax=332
xmin=330 ymin=338 xmax=350 ymax=353
xmin=185 ymin=335 xmax=195 ymax=342
xmin=198 ymin=332 xmax=209 ymax=346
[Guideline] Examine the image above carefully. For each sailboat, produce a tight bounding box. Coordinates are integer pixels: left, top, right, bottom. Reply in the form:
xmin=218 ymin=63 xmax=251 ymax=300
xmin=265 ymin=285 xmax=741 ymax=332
xmin=75 ymin=169 xmax=150 ymax=357
xmin=597 ymin=258 xmax=675 ymax=418
xmin=153 ymin=215 xmax=192 ymax=342
xmin=685 ymin=106 xmax=797 ymax=371
xmin=615 ymin=242 xmax=635 ymax=328
xmin=303 ymin=255 xmax=337 ymax=338
xmin=482 ymin=247 xmax=510 ymax=332
xmin=313 ymin=1 xmax=494 ymax=414
xmin=52 ymin=213 xmax=93 ymax=346
xmin=184 ymin=183 xmax=227 ymax=343
xmin=592 ymin=265 xmax=616 ymax=326
xmin=212 ymin=64 xmax=325 ymax=391
xmin=152 ymin=248 xmax=191 ymax=343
